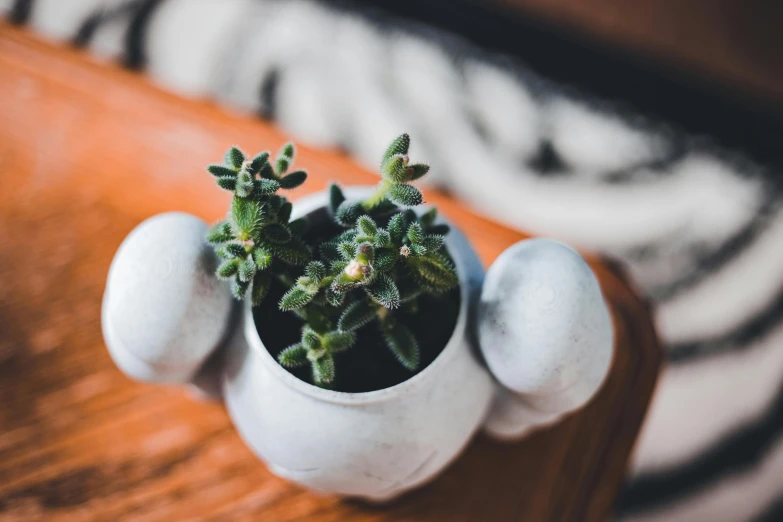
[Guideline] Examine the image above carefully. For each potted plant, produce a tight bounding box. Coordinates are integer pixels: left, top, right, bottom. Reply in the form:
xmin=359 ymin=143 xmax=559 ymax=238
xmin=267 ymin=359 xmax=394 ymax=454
xmin=102 ymin=134 xmax=613 ymax=500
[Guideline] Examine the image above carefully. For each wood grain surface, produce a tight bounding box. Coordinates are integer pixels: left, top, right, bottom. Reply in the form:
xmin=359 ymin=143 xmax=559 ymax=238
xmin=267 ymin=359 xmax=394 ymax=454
xmin=0 ymin=25 xmax=662 ymax=522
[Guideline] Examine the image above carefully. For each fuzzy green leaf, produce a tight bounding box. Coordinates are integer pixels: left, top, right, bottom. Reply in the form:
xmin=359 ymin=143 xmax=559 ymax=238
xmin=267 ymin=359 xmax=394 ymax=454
xmin=407 ymin=222 xmax=424 ymax=244
xmin=230 ymin=197 xmax=263 ymax=240
xmin=311 ymin=354 xmax=335 ymax=386
xmin=325 ymin=287 xmax=345 ymax=307
xmin=423 ymin=234 xmax=445 ymax=252
xmin=428 ymin=223 xmax=450 ymax=236
xmin=323 ymin=331 xmax=356 ymax=353
xmin=220 ymin=243 xmax=246 ymax=259
xmin=338 ymin=241 xmax=355 ymax=261
xmin=250 ymin=152 xmax=269 ymax=174
xmin=388 ymin=184 xmax=423 ymax=207
xmin=227 ymin=147 xmax=245 ymax=169
xmin=262 ymin=223 xmax=291 ymax=244
xmin=236 ymin=171 xmax=254 ymax=198
xmin=232 ymin=278 xmax=250 ymax=300
xmin=387 ymin=214 xmax=405 ymax=243
xmin=252 ymin=247 xmax=273 ymax=270
xmin=278 ymin=343 xmax=308 ymax=368
xmin=357 ymin=216 xmax=378 ymax=238
xmin=382 ymin=321 xmax=420 ymax=371
xmin=238 ymin=258 xmax=256 ymax=283
xmin=277 ymin=201 xmax=292 ymax=224
xmin=328 ymin=183 xmax=346 ymax=215
xmin=419 ymin=208 xmax=437 ymax=228
xmin=374 ymin=229 xmax=391 ymax=248
xmin=408 ymin=163 xmax=430 ymax=181
xmin=408 ymin=253 xmax=459 ymax=291
xmin=207 ymin=164 xmax=236 ymax=177
xmin=206 ymin=221 xmax=233 ymax=244
xmin=279 ymin=287 xmax=314 ymax=311
xmin=305 ymin=261 xmax=326 ymax=282
xmin=216 ymin=176 xmax=237 ymax=191
xmin=335 ymin=201 xmax=363 ymax=227
xmin=302 ymin=328 xmax=321 ymax=350
xmin=254 ymin=178 xmax=280 ymax=196
xmin=216 ymin=258 xmax=240 ymax=279
xmin=264 ymin=237 xmax=310 ymax=265
xmin=374 ymin=250 xmax=397 ymax=272
xmin=338 ymin=300 xmax=377 ymax=331
xmin=382 ymin=154 xmax=409 ymax=183
xmin=275 ymin=157 xmax=290 ymax=176
xmin=381 ymin=133 xmax=410 ymax=165
xmin=251 ymin=272 xmax=271 ymax=306
xmin=366 ymin=275 xmax=400 ymax=309
xmin=288 ymin=218 xmax=307 ymax=236
xmin=279 ymin=170 xmax=307 ymax=189
xmin=410 ymin=244 xmax=427 ymax=257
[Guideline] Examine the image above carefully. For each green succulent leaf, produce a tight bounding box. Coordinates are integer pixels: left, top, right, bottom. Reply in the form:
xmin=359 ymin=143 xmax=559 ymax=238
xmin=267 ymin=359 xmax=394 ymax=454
xmin=254 ymin=178 xmax=280 ymax=196
xmin=278 ymin=343 xmax=308 ymax=368
xmin=328 ymin=183 xmax=346 ymax=216
xmin=249 ymin=272 xmax=270 ymax=306
xmin=236 ymin=171 xmax=254 ymax=198
xmin=264 ymin=236 xmax=310 ymax=265
xmin=357 ymin=216 xmax=378 ymax=238
xmin=227 ymin=147 xmax=245 ymax=169
xmin=230 ymin=196 xmax=263 ymax=240
xmin=262 ymin=223 xmax=291 ymax=244
xmin=382 ymin=321 xmax=420 ymax=371
xmin=288 ymin=218 xmax=307 ymax=237
xmin=207 ymin=164 xmax=236 ymax=177
xmin=419 ymin=208 xmax=437 ymax=228
xmin=302 ymin=328 xmax=321 ymax=350
xmin=322 ymin=331 xmax=356 ymax=353
xmin=388 ymin=184 xmax=423 ymax=207
xmin=381 ymin=133 xmax=410 ymax=165
xmin=238 ymin=258 xmax=256 ymax=283
xmin=250 ymin=152 xmax=269 ymax=174
xmin=305 ymin=261 xmax=326 ymax=282
xmin=311 ymin=354 xmax=335 ymax=386
xmin=279 ymin=170 xmax=307 ymax=189
xmin=374 ymin=250 xmax=397 ymax=272
xmin=252 ymin=247 xmax=273 ymax=270
xmin=423 ymin=234 xmax=445 ymax=252
xmin=366 ymin=274 xmax=400 ymax=309
xmin=216 ymin=176 xmax=237 ymax=191
xmin=373 ymin=229 xmax=391 ymax=249
xmin=408 ymin=164 xmax=430 ymax=181
xmin=407 ymin=223 xmax=424 ymax=244
xmin=232 ymin=278 xmax=250 ymax=300
xmin=216 ymin=258 xmax=240 ymax=279
xmin=206 ymin=221 xmax=233 ymax=244
xmin=408 ymin=253 xmax=459 ymax=291
xmin=387 ymin=214 xmax=405 ymax=243
xmin=338 ymin=300 xmax=377 ymax=332
xmin=335 ymin=201 xmax=364 ymax=227
xmin=279 ymin=287 xmax=315 ymax=311
xmin=382 ymin=154 xmax=409 ymax=183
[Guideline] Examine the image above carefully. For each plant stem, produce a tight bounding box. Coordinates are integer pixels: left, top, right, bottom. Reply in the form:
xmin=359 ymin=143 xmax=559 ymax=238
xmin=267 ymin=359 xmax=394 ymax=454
xmin=362 ymin=181 xmax=390 ymax=210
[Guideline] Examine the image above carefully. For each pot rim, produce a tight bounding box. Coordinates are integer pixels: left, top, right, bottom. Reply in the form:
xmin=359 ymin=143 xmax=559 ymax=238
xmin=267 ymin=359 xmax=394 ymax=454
xmin=243 ymin=186 xmax=474 ymax=405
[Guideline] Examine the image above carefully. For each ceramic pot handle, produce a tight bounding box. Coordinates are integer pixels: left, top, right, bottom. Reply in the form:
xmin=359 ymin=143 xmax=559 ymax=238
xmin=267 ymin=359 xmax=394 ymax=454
xmin=476 ymin=239 xmax=614 ymax=440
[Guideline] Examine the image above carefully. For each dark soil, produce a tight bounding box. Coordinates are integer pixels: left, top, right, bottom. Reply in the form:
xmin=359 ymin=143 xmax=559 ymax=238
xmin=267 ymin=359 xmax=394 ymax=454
xmin=252 ymin=207 xmax=460 ymax=393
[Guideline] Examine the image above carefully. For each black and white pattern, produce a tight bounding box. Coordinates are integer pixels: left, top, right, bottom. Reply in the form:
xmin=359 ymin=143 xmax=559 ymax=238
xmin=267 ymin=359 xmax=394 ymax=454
xmin=6 ymin=0 xmax=783 ymax=520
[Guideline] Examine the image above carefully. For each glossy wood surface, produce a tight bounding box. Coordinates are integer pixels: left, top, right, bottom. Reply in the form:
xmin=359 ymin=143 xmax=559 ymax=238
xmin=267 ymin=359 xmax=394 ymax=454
xmin=0 ymin=25 xmax=661 ymax=522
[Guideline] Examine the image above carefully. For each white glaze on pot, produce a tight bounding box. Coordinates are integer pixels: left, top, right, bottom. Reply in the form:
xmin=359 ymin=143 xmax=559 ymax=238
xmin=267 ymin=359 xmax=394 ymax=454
xmin=221 ymin=189 xmax=495 ymax=500
xmin=102 ymin=212 xmax=233 ymax=383
xmin=479 ymin=238 xmax=614 ymax=439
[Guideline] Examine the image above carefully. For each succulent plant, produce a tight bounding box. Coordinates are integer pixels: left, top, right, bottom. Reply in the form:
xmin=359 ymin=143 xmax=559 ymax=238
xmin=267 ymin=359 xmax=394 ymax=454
xmin=206 ymin=135 xmax=458 ymax=387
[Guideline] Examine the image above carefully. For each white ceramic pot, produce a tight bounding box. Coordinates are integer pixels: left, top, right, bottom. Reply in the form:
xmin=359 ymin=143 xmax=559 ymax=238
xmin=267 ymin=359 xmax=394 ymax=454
xmin=220 ymin=189 xmax=495 ymax=500
xmin=102 ymin=187 xmax=615 ymax=501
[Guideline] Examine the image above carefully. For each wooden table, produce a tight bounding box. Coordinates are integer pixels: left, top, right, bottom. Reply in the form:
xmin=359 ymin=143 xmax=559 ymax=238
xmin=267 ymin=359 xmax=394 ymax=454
xmin=0 ymin=25 xmax=661 ymax=521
